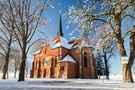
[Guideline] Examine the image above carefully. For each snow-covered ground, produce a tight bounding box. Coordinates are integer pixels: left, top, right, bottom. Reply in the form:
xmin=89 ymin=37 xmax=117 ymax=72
xmin=0 ymin=73 xmax=135 ymax=90
xmin=0 ymin=78 xmax=135 ymax=90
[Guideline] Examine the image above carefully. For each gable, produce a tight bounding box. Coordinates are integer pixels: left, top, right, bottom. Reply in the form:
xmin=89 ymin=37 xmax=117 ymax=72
xmin=61 ymin=54 xmax=76 ymax=63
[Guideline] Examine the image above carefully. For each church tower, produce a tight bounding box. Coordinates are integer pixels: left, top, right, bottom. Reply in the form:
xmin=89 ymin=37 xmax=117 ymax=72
xmin=57 ymin=15 xmax=63 ymax=37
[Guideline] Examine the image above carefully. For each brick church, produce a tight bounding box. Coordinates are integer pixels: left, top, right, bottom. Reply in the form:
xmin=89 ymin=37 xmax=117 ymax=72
xmin=31 ymin=16 xmax=97 ymax=79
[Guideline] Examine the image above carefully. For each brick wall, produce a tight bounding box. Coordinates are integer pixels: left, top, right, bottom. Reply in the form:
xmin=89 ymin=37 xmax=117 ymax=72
xmin=67 ymin=62 xmax=76 ymax=78
xmin=32 ymin=43 xmax=97 ymax=79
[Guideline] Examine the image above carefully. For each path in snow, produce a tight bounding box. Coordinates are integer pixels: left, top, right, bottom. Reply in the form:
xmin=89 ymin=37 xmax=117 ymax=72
xmin=0 ymin=78 xmax=135 ymax=90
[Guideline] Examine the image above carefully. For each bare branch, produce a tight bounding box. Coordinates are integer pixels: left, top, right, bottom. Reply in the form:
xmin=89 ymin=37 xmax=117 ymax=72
xmin=26 ymin=38 xmax=47 ymax=54
xmin=122 ymin=15 xmax=135 ymax=20
xmin=0 ymin=51 xmax=5 ymax=57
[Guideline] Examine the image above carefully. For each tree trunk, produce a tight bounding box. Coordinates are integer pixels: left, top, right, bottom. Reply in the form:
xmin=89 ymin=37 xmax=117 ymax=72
xmin=122 ymin=64 xmax=134 ymax=83
xmin=18 ymin=36 xmax=27 ymax=81
xmin=18 ymin=53 xmax=26 ymax=81
xmin=103 ymin=53 xmax=109 ymax=79
xmin=2 ymin=35 xmax=12 ymax=79
xmin=105 ymin=67 xmax=109 ymax=79
xmin=7 ymin=71 xmax=8 ymax=79
xmin=26 ymin=70 xmax=28 ymax=78
xmin=116 ymin=26 xmax=135 ymax=83
xmin=14 ymin=69 xmax=17 ymax=79
xmin=2 ymin=53 xmax=10 ymax=79
xmin=117 ymin=40 xmax=134 ymax=83
xmin=114 ymin=17 xmax=135 ymax=83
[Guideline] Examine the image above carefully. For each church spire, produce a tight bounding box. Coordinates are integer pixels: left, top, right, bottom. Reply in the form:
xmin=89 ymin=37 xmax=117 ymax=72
xmin=57 ymin=15 xmax=63 ymax=37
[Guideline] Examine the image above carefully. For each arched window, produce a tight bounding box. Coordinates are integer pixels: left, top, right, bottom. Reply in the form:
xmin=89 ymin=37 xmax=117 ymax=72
xmin=44 ymin=49 xmax=46 ymax=54
xmin=90 ymin=54 xmax=94 ymax=68
xmin=60 ymin=66 xmax=64 ymax=71
xmin=51 ymin=57 xmax=57 ymax=67
xmin=55 ymin=57 xmax=57 ymax=67
xmin=36 ymin=61 xmax=39 ymax=69
xmin=84 ymin=51 xmax=87 ymax=67
xmin=42 ymin=58 xmax=47 ymax=68
xmin=51 ymin=57 xmax=54 ymax=68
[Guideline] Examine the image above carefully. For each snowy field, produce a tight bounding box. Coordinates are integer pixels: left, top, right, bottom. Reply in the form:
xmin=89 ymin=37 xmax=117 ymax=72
xmin=0 ymin=74 xmax=135 ymax=90
xmin=0 ymin=78 xmax=135 ymax=90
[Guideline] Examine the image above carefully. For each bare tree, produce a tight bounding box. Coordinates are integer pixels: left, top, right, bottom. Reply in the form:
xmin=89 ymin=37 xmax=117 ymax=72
xmin=9 ymin=48 xmax=21 ymax=79
xmin=93 ymin=26 xmax=116 ymax=79
xmin=30 ymin=38 xmax=48 ymax=54
xmin=0 ymin=27 xmax=14 ymax=79
xmin=0 ymin=55 xmax=5 ymax=72
xmin=0 ymin=0 xmax=49 ymax=81
xmin=95 ymin=51 xmax=105 ymax=79
xmin=68 ymin=0 xmax=135 ymax=83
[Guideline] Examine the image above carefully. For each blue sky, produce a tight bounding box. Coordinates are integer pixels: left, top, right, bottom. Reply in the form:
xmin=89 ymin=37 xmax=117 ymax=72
xmin=28 ymin=0 xmax=135 ymax=75
xmin=36 ymin=0 xmax=78 ymax=40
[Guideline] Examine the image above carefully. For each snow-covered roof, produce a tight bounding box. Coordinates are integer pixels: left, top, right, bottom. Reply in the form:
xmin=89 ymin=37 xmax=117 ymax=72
xmin=42 ymin=43 xmax=48 ymax=47
xmin=33 ymin=37 xmax=93 ymax=55
xmin=50 ymin=36 xmax=72 ymax=49
xmin=33 ymin=49 xmax=41 ymax=55
xmin=50 ymin=36 xmax=93 ymax=49
xmin=81 ymin=39 xmax=91 ymax=47
xmin=71 ymin=39 xmax=93 ymax=48
xmin=61 ymin=54 xmax=76 ymax=63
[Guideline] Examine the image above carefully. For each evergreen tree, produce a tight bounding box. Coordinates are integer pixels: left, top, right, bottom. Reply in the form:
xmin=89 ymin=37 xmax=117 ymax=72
xmin=96 ymin=51 xmax=105 ymax=79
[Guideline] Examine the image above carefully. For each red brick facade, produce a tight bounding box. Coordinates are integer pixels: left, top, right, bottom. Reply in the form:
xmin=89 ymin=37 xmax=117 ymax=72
xmin=31 ymin=37 xmax=98 ymax=79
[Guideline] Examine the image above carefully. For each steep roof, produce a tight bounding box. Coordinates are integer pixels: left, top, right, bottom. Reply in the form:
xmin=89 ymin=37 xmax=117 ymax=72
xmin=57 ymin=15 xmax=63 ymax=37
xmin=50 ymin=36 xmax=72 ymax=49
xmin=34 ymin=37 xmax=93 ymax=55
xmin=60 ymin=54 xmax=76 ymax=63
xmin=69 ymin=38 xmax=93 ymax=48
